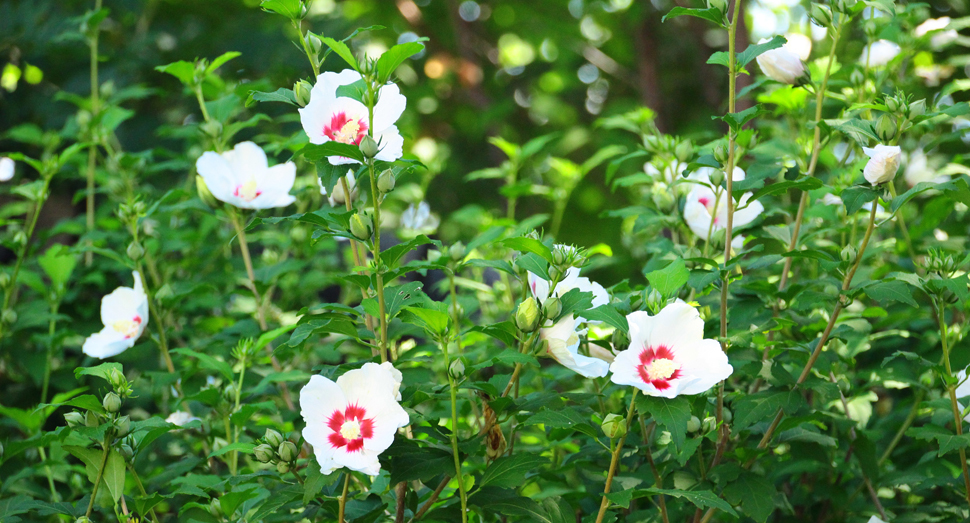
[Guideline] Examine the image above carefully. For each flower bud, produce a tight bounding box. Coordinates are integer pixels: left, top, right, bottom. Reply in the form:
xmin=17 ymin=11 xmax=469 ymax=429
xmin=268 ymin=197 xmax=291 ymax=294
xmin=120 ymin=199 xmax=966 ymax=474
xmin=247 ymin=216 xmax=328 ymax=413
xmin=515 ymin=298 xmax=541 ymax=333
xmin=908 ymin=99 xmax=926 ymax=118
xmin=552 ymin=248 xmax=568 ymax=267
xmin=263 ymin=428 xmax=284 ymax=448
xmin=651 ymin=183 xmax=675 ymax=211
xmin=126 ymin=241 xmax=144 ymax=261
xmin=75 ymin=517 xmax=93 ymax=523
xmin=642 ymin=135 xmax=662 ymax=153
xmin=709 ymin=168 xmax=725 ymax=188
xmin=293 ymin=80 xmax=312 ymax=107
xmin=253 ymin=443 xmax=276 ymax=463
xmin=350 ymin=213 xmax=373 ymax=241
xmin=377 ymin=169 xmax=396 ymax=193
xmin=449 ymin=358 xmax=466 ymax=379
xmin=885 ymin=96 xmax=900 ymax=113
xmin=196 ymin=175 xmax=218 ymax=208
xmin=611 ymin=329 xmax=630 ymax=351
xmin=449 ymin=242 xmax=466 ymax=262
xmin=278 ymin=441 xmax=298 ymax=462
xmin=675 ymin=141 xmax=694 ymax=162
xmin=119 ymin=443 xmax=133 ymax=461
xmin=810 ymin=3 xmax=832 ymax=27
xmin=103 ymin=392 xmax=122 ymax=413
xmin=115 ymin=415 xmax=131 ymax=437
xmin=64 ymin=411 xmax=85 ymax=427
xmin=601 ymin=413 xmax=627 ymax=440
xmin=875 ymin=115 xmax=896 ymax=142
xmin=657 ymin=431 xmax=672 ymax=446
xmin=646 ymin=287 xmax=664 ymax=309
xmin=209 ymin=498 xmax=224 ymax=518
xmin=13 ymin=231 xmax=27 ymax=246
xmin=840 ymin=245 xmax=857 ymax=263
xmin=359 ymin=135 xmax=379 ymax=159
xmin=276 ymin=461 xmax=290 ymax=474
xmin=307 ymin=33 xmax=323 ymax=54
xmin=706 ymin=0 xmax=728 ymax=15
xmin=687 ymin=416 xmax=702 ymax=432
xmin=542 ymin=296 xmax=562 ymax=320
xmin=0 ymin=273 xmax=10 ymax=289
xmin=713 ymin=145 xmax=728 ymax=164
xmin=1 ymin=309 xmax=17 ymax=325
xmin=107 ymin=368 xmax=126 ymax=391
xmin=200 ymin=120 xmax=223 ymax=139
xmin=850 ymin=69 xmax=865 ymax=86
xmin=702 ymin=416 xmax=717 ymax=433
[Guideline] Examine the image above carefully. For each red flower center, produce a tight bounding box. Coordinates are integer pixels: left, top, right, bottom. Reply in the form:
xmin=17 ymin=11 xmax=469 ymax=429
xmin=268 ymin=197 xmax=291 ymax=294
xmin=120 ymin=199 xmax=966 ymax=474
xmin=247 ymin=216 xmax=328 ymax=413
xmin=637 ymin=345 xmax=682 ymax=390
xmin=112 ymin=315 xmax=142 ymax=339
xmin=324 ymin=112 xmax=368 ymax=145
xmin=233 ymin=179 xmax=262 ymax=202
xmin=327 ymin=404 xmax=375 ymax=453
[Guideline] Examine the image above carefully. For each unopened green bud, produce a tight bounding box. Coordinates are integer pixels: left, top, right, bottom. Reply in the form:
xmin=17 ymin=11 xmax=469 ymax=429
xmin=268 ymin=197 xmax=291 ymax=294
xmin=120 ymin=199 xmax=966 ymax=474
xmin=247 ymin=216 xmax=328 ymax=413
xmin=350 ymin=213 xmax=373 ymax=241
xmin=687 ymin=416 xmax=701 ymax=432
xmin=850 ymin=69 xmax=865 ymax=86
xmin=278 ymin=441 xmax=298 ymax=462
xmin=107 ymin=368 xmax=126 ymax=391
xmin=449 ymin=242 xmax=466 ymax=262
xmin=657 ymin=431 xmax=672 ymax=446
xmin=293 ymin=80 xmax=312 ymax=107
xmin=841 ymin=244 xmax=857 ymax=263
xmin=196 ymin=175 xmax=218 ymax=208
xmin=713 ymin=145 xmax=728 ymax=164
xmin=709 ymin=168 xmax=725 ymax=188
xmin=253 ymin=443 xmax=275 ymax=463
xmin=542 ymin=296 xmax=562 ymax=320
xmin=200 ymin=120 xmax=223 ymax=139
xmin=2 ymin=309 xmax=17 ymax=325
xmin=64 ymin=411 xmax=85 ymax=427
xmin=552 ymin=248 xmax=568 ymax=267
xmin=642 ymin=135 xmax=662 ymax=153
xmin=115 ymin=415 xmax=131 ymax=437
xmin=0 ymin=273 xmax=10 ymax=288
xmin=810 ymin=3 xmax=832 ymax=27
xmin=646 ymin=287 xmax=663 ymax=310
xmin=359 ymin=135 xmax=379 ymax=159
xmin=276 ymin=461 xmax=290 ymax=474
xmin=75 ymin=517 xmax=93 ymax=523
xmin=103 ymin=392 xmax=122 ymax=413
xmin=885 ymin=97 xmax=900 ymax=113
xmin=127 ymin=241 xmax=144 ymax=261
xmin=702 ymin=416 xmax=717 ymax=433
xmin=307 ymin=33 xmax=323 ymax=54
xmin=651 ymin=183 xmax=675 ymax=211
xmin=611 ymin=329 xmax=630 ymax=351
xmin=706 ymin=0 xmax=728 ymax=14
xmin=515 ymin=298 xmax=541 ymax=333
xmin=223 ymin=382 xmax=237 ymax=402
xmin=875 ymin=114 xmax=896 ymax=142
xmin=675 ymin=141 xmax=694 ymax=162
xmin=908 ymin=99 xmax=926 ymax=118
xmin=601 ymin=413 xmax=627 ymax=440
xmin=209 ymin=498 xmax=223 ymax=518
xmin=377 ymin=169 xmax=395 ymax=193
xmin=449 ymin=358 xmax=466 ymax=379
xmin=119 ymin=443 xmax=133 ymax=461
xmin=263 ymin=428 xmax=284 ymax=448
xmin=13 ymin=231 xmax=27 ymax=246
xmin=76 ymin=111 xmax=92 ymax=129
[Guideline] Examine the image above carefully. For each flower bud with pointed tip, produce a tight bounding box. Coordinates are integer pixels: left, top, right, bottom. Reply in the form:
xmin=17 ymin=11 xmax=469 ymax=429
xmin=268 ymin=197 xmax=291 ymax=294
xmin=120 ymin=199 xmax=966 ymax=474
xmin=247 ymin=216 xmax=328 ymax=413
xmin=810 ymin=3 xmax=832 ymax=27
xmin=908 ymin=99 xmax=926 ymax=118
xmin=1 ymin=309 xmax=16 ymax=325
xmin=876 ymin=115 xmax=897 ymax=142
xmin=646 ymin=287 xmax=664 ymax=311
xmin=675 ymin=141 xmax=694 ymax=162
xmin=449 ymin=358 xmax=466 ymax=379
xmin=276 ymin=461 xmax=290 ymax=474
xmin=515 ymin=298 xmax=541 ymax=333
xmin=307 ymin=33 xmax=323 ymax=54
xmin=293 ymin=80 xmax=312 ymax=107
xmin=841 ymin=245 xmax=857 ymax=263
xmin=75 ymin=517 xmax=93 ymax=523
xmin=359 ymin=135 xmax=379 ymax=159
xmin=115 ymin=415 xmax=131 ymax=437
xmin=350 ymin=213 xmax=373 ymax=241
xmin=107 ymin=368 xmax=126 ymax=391
xmin=713 ymin=145 xmax=728 ymax=164
xmin=209 ymin=498 xmax=223 ymax=518
xmin=103 ymin=392 xmax=122 ymax=413
xmin=885 ymin=97 xmax=900 ymax=113
xmin=119 ymin=443 xmax=133 ymax=461
xmin=263 ymin=428 xmax=284 ymax=449
xmin=64 ymin=411 xmax=85 ymax=427
xmin=127 ymin=241 xmax=144 ymax=261
xmin=601 ymin=413 xmax=627 ymax=440
xmin=542 ymin=296 xmax=562 ymax=320
xmin=377 ymin=169 xmax=395 ymax=193
xmin=278 ymin=441 xmax=298 ymax=462
xmin=449 ymin=242 xmax=466 ymax=262
xmin=657 ymin=431 xmax=672 ymax=446
xmin=253 ymin=443 xmax=276 ymax=463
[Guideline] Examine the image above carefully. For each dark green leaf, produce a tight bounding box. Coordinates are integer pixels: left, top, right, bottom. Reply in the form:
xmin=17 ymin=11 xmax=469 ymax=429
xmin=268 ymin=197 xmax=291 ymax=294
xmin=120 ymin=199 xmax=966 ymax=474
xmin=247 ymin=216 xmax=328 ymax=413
xmin=645 ymin=258 xmax=689 ymax=298
xmin=662 ymin=6 xmax=725 ymax=25
xmin=376 ymin=42 xmax=426 ymax=84
xmin=479 ymin=454 xmax=549 ymax=489
xmin=637 ymin=395 xmax=690 ymax=449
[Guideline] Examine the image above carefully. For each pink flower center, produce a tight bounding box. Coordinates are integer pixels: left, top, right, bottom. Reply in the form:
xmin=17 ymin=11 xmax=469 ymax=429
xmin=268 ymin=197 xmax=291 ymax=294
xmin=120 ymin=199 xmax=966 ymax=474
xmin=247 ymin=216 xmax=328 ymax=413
xmin=327 ymin=404 xmax=374 ymax=453
xmin=112 ymin=315 xmax=142 ymax=339
xmin=637 ymin=345 xmax=681 ymax=390
xmin=696 ymin=196 xmax=720 ymax=226
xmin=324 ymin=112 xmax=368 ymax=145
xmin=234 ymin=179 xmax=262 ymax=202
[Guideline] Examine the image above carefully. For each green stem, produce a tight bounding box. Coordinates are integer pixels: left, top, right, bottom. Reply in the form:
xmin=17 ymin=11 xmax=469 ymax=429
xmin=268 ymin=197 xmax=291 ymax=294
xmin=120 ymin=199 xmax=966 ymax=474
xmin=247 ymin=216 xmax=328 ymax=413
xmin=295 ymin=20 xmax=321 ymax=77
xmin=939 ymin=302 xmax=970 ymax=509
xmin=84 ymin=436 xmax=112 ymax=517
xmin=41 ymin=300 xmax=60 ymax=404
xmin=595 ymin=389 xmax=639 ymax=523
xmin=440 ymin=336 xmax=468 ymax=523
xmin=338 ymin=472 xmax=351 ymax=523
xmin=128 ymin=464 xmax=161 ymax=523
xmin=85 ymin=0 xmax=103 ymax=266
xmin=364 ymin=86 xmax=389 ymax=363
xmin=230 ymin=357 xmax=246 ymax=475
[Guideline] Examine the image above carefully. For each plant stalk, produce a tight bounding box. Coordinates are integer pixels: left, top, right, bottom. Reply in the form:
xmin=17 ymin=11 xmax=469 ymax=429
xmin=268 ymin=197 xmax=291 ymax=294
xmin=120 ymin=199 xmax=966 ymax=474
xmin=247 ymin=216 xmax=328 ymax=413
xmin=594 ymin=389 xmax=639 ymax=523
xmin=939 ymin=301 xmax=970 ymax=508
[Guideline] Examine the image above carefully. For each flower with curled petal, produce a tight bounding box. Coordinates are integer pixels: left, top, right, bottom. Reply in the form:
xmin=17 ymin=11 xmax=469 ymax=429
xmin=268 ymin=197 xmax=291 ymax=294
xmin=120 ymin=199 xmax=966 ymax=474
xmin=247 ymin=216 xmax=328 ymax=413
xmin=196 ymin=142 xmax=296 ymax=209
xmin=300 ymin=362 xmax=409 ymax=476
xmin=82 ymin=272 xmax=149 ymax=359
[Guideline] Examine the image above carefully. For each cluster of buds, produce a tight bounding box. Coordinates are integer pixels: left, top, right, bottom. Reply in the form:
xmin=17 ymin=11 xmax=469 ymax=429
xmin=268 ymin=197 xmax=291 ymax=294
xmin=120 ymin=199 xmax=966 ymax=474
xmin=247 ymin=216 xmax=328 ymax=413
xmin=884 ymin=92 xmax=926 ymax=119
xmin=253 ymin=428 xmax=300 ymax=474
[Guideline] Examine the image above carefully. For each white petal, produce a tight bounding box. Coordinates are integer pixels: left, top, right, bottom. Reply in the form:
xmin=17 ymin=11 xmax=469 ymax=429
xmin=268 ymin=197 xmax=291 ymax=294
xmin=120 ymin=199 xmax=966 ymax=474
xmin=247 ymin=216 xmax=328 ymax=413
xmin=627 ymin=301 xmax=705 ymax=357
xmin=373 ymin=82 xmax=407 ymax=130
xmin=528 ymin=272 xmax=551 ymax=302
xmin=0 ymin=157 xmax=14 ymax=182
xmin=675 ymin=339 xmax=733 ymax=395
xmin=374 ymin=126 xmax=405 ymax=163
xmin=224 ymin=142 xmax=269 ymax=177
xmin=335 ymin=448 xmax=383 ymax=476
xmin=82 ymin=328 xmax=135 ymax=359
xmin=337 ymin=363 xmax=409 ymax=429
xmin=196 ymin=151 xmax=237 ymax=203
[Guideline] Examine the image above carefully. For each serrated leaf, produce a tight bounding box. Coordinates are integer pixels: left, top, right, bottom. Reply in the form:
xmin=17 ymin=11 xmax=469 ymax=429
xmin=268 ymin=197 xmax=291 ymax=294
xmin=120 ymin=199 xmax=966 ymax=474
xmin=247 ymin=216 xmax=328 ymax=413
xmin=376 ymin=42 xmax=425 ymax=84
xmin=646 ymin=258 xmax=689 ymax=298
xmin=840 ymin=185 xmax=881 ymax=215
xmin=479 ymin=454 xmax=549 ymax=489
xmin=662 ymin=6 xmax=724 ymax=25
xmin=300 ymin=141 xmax=365 ymax=164
xmin=321 ymin=36 xmax=358 ymax=70
xmin=636 ymin=395 xmax=690 ymax=449
xmin=723 ymin=472 xmax=774 ymax=522
xmin=864 ymin=280 xmax=918 ymax=308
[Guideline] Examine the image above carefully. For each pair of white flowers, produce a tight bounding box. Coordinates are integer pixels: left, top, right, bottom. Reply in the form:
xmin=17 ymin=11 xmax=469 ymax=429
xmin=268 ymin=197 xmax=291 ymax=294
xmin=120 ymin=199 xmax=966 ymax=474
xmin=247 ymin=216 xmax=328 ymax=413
xmin=683 ymin=167 xmax=764 ymax=246
xmin=196 ymin=69 xmax=406 ymax=210
xmin=529 ymin=260 xmax=733 ymax=399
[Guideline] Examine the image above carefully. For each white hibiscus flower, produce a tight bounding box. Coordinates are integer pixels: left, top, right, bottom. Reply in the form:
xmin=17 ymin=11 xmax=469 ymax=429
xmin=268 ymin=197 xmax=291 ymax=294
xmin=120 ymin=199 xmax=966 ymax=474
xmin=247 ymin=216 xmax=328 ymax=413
xmin=82 ymin=272 xmax=150 ymax=359
xmin=196 ymin=142 xmax=297 ymax=209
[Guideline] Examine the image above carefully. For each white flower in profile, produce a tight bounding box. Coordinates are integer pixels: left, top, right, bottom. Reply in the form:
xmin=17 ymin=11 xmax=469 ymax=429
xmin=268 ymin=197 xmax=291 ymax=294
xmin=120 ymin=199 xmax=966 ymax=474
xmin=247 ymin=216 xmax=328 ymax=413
xmin=859 ymin=40 xmax=900 ymax=67
xmin=682 ymin=167 xmax=763 ymax=241
xmin=318 ymin=171 xmax=358 ymax=207
xmin=528 ymin=261 xmax=611 ymax=378
xmin=609 ymin=300 xmax=733 ymax=398
xmin=299 ymin=69 xmax=406 ymax=165
xmin=300 ymin=362 xmax=409 ymax=476
xmin=166 ymin=411 xmax=201 ymax=427
xmin=82 ymin=272 xmax=149 ymax=359
xmin=756 ymin=36 xmax=806 ymax=84
xmin=904 ymin=149 xmax=948 ymax=187
xmin=400 ymin=201 xmax=440 ymax=235
xmin=784 ymin=33 xmax=812 ymax=61
xmin=196 ymin=142 xmax=296 ymax=209
xmin=862 ymin=144 xmax=901 ymax=185
xmin=0 ymin=157 xmax=14 ymax=182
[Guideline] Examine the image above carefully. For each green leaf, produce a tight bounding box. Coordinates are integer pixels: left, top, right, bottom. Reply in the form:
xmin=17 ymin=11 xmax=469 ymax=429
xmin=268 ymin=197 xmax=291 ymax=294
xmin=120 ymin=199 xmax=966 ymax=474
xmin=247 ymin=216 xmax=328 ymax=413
xmin=386 ymin=441 xmax=455 ymax=484
xmin=840 ymin=186 xmax=881 ymax=215
xmin=646 ymin=258 xmax=689 ymax=298
xmin=479 ymin=454 xmax=549 ymax=489
xmin=907 ymin=425 xmax=970 ymax=457
xmin=583 ymin=304 xmax=629 ymax=333
xmin=64 ymin=447 xmax=126 ymax=503
xmin=362 ymin=281 xmax=424 ymax=320
xmin=376 ymin=42 xmax=426 ymax=84
xmin=171 ymin=348 xmax=234 ymax=381
xmin=300 ymin=141 xmax=365 ymax=164
xmin=259 ymin=0 xmax=304 ymax=19
xmin=662 ymin=6 xmax=724 ymax=25
xmin=822 ymin=118 xmax=879 ymax=145
xmin=514 ymin=252 xmax=550 ymax=281
xmin=607 ymin=488 xmax=737 ymax=516
xmin=255 ymin=324 xmax=298 ymax=351
xmin=205 ymin=51 xmax=241 ymax=75
xmin=321 ymin=36 xmax=358 ymax=70
xmin=556 ymin=288 xmax=595 ymax=321
xmin=732 ymin=390 xmax=804 ymax=431
xmin=723 ymin=472 xmax=775 ymax=523
xmin=303 ymin=459 xmax=340 ymax=504
xmin=746 ymin=176 xmax=823 ymax=203
xmin=637 ymin=395 xmax=691 ymax=449
xmin=401 ymin=305 xmax=450 ymax=336
xmin=208 ymin=441 xmax=254 ymax=458
xmin=864 ymin=280 xmax=918 ymax=308
xmin=382 ymin=235 xmax=434 ymax=272
xmin=155 ymin=60 xmax=195 ymax=85
xmin=246 ymin=88 xmax=298 ymax=107
xmin=74 ymin=362 xmax=123 ymax=383
xmin=503 ymin=237 xmax=554 ymax=262
xmin=708 ymin=35 xmax=786 ymax=69
xmin=716 ymin=105 xmax=765 ymax=132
